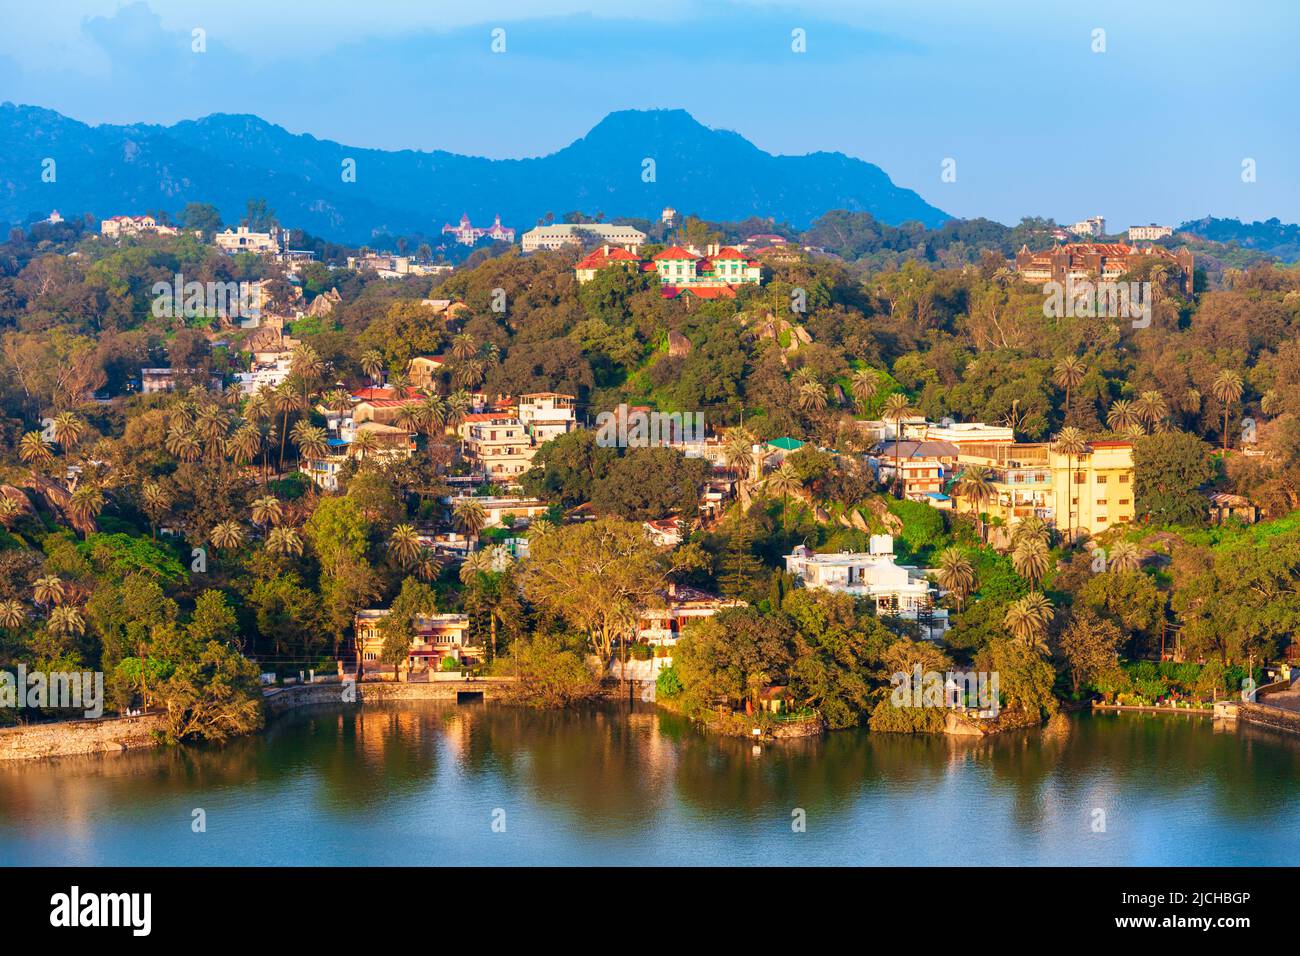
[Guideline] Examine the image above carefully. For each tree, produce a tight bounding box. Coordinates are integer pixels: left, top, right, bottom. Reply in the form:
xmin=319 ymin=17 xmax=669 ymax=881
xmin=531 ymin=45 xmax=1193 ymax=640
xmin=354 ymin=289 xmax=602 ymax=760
xmin=1052 ymin=355 xmax=1087 ymax=419
xmin=1058 ymin=608 xmax=1123 ymax=695
xmin=591 ymin=446 xmax=708 ymax=521
xmin=51 ymin=411 xmax=86 ymax=453
xmin=1004 ymin=592 xmax=1054 ymax=652
xmin=1133 ymin=432 xmax=1215 ymax=526
xmin=378 ymin=578 xmax=438 ymax=678
xmin=49 ymin=604 xmax=86 ymax=637
xmin=1107 ymin=399 xmax=1140 ymax=433
xmin=1011 ymin=537 xmax=1051 ymax=590
xmin=67 ymin=483 xmax=105 ymax=535
xmin=955 ymin=465 xmax=994 ymax=542
xmin=388 ymin=523 xmax=422 ymax=568
xmin=1210 ymin=369 xmax=1244 ymax=452
xmin=1053 ymin=427 xmax=1088 ymax=540
xmin=18 ymin=431 xmax=54 ymax=471
xmin=522 ymin=518 xmax=676 ymax=665
xmin=850 ymin=368 xmax=879 ymax=413
xmin=266 ymin=526 xmax=303 ymax=558
xmin=209 ymin=520 xmax=245 ymax=552
xmin=251 ymin=495 xmax=283 ymax=528
xmin=882 ymin=392 xmax=913 ymax=496
xmin=936 ymin=547 xmax=976 ymax=610
xmin=156 ymin=640 xmax=264 ymax=744
xmin=33 ymin=574 xmax=65 ymax=607
xmin=453 ymin=497 xmax=488 ymax=542
xmin=765 ymin=461 xmax=803 ymax=531
xmin=1108 ymin=540 xmax=1142 ymax=573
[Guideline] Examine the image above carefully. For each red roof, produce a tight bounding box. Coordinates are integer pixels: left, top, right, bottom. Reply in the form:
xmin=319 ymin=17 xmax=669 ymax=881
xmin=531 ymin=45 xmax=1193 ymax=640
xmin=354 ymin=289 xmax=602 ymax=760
xmin=662 ymin=285 xmax=737 ymax=300
xmin=576 ymin=246 xmax=640 ymax=269
xmin=711 ymin=246 xmax=748 ymax=260
xmin=352 ymin=386 xmax=422 ymax=401
xmin=653 ymin=246 xmax=700 ymax=261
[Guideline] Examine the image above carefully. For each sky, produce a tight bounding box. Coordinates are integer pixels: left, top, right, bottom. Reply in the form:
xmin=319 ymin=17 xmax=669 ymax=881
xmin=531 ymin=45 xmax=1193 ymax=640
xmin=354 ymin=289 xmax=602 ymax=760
xmin=0 ymin=0 xmax=1296 ymax=228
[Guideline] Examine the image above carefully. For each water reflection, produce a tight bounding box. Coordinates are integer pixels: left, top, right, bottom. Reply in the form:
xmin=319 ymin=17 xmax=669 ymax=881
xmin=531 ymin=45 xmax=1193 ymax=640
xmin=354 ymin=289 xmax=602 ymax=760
xmin=2 ymin=704 xmax=1300 ymax=865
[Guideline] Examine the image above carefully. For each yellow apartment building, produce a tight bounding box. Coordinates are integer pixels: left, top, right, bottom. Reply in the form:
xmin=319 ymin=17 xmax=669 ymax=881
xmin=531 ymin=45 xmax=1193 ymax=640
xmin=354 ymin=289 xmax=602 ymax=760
xmin=1048 ymin=439 xmax=1135 ymax=538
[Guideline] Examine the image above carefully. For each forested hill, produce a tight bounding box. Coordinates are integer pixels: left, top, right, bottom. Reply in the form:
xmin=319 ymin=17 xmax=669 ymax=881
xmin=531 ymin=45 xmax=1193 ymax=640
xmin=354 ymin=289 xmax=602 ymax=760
xmin=0 ymin=103 xmax=950 ymax=241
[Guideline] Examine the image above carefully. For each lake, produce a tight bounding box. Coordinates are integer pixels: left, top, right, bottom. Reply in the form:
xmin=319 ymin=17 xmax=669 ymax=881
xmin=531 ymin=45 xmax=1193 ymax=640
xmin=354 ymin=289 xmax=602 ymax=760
xmin=2 ymin=703 xmax=1298 ymax=866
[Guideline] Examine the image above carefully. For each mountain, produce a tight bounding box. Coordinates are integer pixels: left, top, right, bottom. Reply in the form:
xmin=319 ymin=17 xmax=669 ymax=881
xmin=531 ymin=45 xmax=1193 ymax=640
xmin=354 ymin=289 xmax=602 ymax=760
xmin=1177 ymin=216 xmax=1300 ymax=262
xmin=0 ymin=104 xmax=949 ymax=243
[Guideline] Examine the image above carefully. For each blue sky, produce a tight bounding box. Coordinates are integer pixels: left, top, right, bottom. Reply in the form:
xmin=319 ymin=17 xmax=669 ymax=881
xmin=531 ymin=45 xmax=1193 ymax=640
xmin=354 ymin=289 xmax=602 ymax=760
xmin=1 ymin=0 xmax=1296 ymax=228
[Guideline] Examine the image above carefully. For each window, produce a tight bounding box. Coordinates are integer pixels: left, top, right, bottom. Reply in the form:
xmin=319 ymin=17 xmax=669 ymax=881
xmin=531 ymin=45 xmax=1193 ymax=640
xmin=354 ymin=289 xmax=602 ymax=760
xmin=1074 ymin=472 xmax=1086 ymax=484
xmin=1119 ymin=499 xmax=1129 ymax=506
xmin=1097 ymin=499 xmax=1107 ymax=506
xmin=1097 ymin=475 xmax=1108 ymax=484
xmin=1119 ymin=474 xmax=1130 ymax=483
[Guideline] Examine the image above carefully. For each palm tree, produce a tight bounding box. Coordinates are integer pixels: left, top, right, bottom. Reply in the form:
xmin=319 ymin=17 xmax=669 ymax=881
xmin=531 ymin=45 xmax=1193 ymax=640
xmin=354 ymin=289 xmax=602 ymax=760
xmin=765 ymin=461 xmax=803 ymax=531
xmin=1210 ymin=369 xmax=1244 ymax=452
xmin=796 ymin=379 xmax=827 ymax=416
xmin=194 ymin=404 xmax=231 ymax=460
xmin=936 ymin=547 xmax=976 ymax=610
xmin=723 ymin=427 xmax=757 ymax=481
xmin=350 ymin=429 xmax=379 ymax=460
xmin=882 ymin=392 xmax=913 ymax=496
xmin=1107 ymin=399 xmax=1140 ymax=433
xmin=955 ymin=465 xmax=994 ymax=541
xmin=48 ymin=604 xmax=86 ymax=638
xmin=451 ymin=332 xmax=477 ymax=361
xmin=1004 ymin=592 xmax=1054 ymax=653
xmin=454 ymin=497 xmax=488 ymax=543
xmin=51 ymin=411 xmax=86 ymax=454
xmin=230 ymin=423 xmax=262 ymax=476
xmin=420 ymin=393 xmax=448 ymax=443
xmin=209 ymin=520 xmax=245 ymax=552
xmin=273 ymin=384 xmax=304 ymax=471
xmin=293 ymin=422 xmax=329 ymax=465
xmin=360 ymin=349 xmax=386 ymax=387
xmin=413 ymin=547 xmax=442 ymax=583
xmin=1261 ymin=390 xmax=1282 ymax=417
xmin=849 ymin=368 xmax=879 ymax=413
xmin=459 ymin=548 xmax=494 ymax=585
xmin=0 ymin=599 xmax=26 ymax=631
xmin=165 ymin=422 xmax=202 ymax=463
xmin=1134 ymin=390 xmax=1168 ymax=431
xmin=140 ymin=481 xmax=170 ymax=538
xmin=251 ymin=495 xmax=283 ymax=528
xmin=1052 ymin=356 xmax=1087 ymax=420
xmin=18 ymin=431 xmax=55 ymax=471
xmin=33 ymin=575 xmax=65 ymax=607
xmin=388 ymin=523 xmax=422 ymax=567
xmin=67 ymin=482 xmax=105 ymax=535
xmin=1011 ymin=537 xmax=1051 ymax=590
xmin=0 ymin=495 xmax=22 ymax=531
xmin=265 ymin=525 xmax=304 ymax=557
xmin=1010 ymin=515 xmax=1050 ymax=551
xmin=394 ymin=403 xmax=420 ymax=435
xmin=1053 ymin=426 xmax=1088 ymax=542
xmin=1108 ymin=540 xmax=1142 ymax=573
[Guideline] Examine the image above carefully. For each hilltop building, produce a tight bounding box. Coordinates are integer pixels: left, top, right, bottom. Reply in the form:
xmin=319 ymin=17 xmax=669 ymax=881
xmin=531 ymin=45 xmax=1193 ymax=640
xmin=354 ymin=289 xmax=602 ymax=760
xmin=1015 ymin=242 xmax=1194 ymax=294
xmin=442 ymin=213 xmax=515 ymax=246
xmin=100 ymin=215 xmax=180 ymax=239
xmin=521 ymin=223 xmax=647 ymax=252
xmin=1068 ymin=216 xmax=1107 ymax=238
xmin=1128 ymin=224 xmax=1174 ymax=241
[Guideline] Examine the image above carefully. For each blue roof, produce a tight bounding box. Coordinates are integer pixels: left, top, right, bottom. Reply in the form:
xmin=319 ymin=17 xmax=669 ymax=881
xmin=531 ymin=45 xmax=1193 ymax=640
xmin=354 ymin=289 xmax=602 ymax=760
xmin=925 ymin=493 xmax=951 ymax=501
xmin=327 ymin=438 xmax=348 ymax=447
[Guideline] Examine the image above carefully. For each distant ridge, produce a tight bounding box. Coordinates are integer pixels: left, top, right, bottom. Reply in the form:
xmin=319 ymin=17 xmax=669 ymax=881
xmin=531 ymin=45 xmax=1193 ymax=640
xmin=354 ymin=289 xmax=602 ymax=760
xmin=0 ymin=103 xmax=950 ymax=242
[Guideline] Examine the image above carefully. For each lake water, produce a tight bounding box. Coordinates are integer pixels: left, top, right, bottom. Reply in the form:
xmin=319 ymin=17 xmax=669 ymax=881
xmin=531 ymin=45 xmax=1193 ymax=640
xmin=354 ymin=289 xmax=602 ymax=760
xmin=2 ymin=703 xmax=1298 ymax=866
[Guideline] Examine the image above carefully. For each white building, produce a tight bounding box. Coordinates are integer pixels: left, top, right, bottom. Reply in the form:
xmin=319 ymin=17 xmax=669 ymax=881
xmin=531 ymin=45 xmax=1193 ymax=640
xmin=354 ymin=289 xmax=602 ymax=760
xmin=1067 ymin=216 xmax=1106 ymax=238
xmin=1127 ymin=224 xmax=1174 ymax=241
xmin=517 ymin=392 xmax=577 ymax=444
xmin=521 ymin=223 xmax=648 ymax=252
xmin=785 ymin=535 xmax=948 ymax=639
xmin=215 ymin=226 xmax=282 ymax=256
xmin=101 ymin=215 xmax=180 ymax=239
xmin=235 ymin=350 xmax=294 ymax=395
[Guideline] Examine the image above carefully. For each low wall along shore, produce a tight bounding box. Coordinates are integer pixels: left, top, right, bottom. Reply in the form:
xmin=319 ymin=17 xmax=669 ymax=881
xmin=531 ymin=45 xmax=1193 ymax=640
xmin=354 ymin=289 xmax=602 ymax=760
xmin=0 ymin=711 xmax=167 ymax=762
xmin=0 ymin=677 xmax=514 ymax=762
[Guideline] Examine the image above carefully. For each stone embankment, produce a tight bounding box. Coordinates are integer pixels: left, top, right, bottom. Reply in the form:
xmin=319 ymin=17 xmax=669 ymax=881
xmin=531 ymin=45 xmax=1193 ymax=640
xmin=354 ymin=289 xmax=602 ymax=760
xmin=0 ymin=711 xmax=167 ymax=761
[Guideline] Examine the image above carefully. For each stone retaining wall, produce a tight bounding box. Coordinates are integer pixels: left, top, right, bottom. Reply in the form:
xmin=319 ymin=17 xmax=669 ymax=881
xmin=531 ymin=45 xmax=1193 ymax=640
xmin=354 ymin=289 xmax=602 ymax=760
xmin=0 ymin=711 xmax=167 ymax=761
xmin=1239 ymin=701 xmax=1300 ymax=735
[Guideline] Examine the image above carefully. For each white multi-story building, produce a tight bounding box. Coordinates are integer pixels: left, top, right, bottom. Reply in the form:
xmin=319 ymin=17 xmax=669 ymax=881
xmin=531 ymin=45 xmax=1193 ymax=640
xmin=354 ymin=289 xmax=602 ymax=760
xmin=234 ymin=350 xmax=293 ymax=395
xmin=785 ymin=535 xmax=948 ymax=638
xmin=215 ymin=226 xmax=282 ymax=256
xmin=521 ymin=223 xmax=647 ymax=252
xmin=1067 ymin=216 xmax=1106 ymax=238
xmin=101 ymin=215 xmax=181 ymax=239
xmin=517 ymin=392 xmax=577 ymax=444
xmin=1127 ymin=224 xmax=1174 ymax=241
